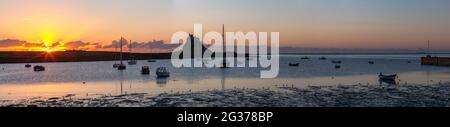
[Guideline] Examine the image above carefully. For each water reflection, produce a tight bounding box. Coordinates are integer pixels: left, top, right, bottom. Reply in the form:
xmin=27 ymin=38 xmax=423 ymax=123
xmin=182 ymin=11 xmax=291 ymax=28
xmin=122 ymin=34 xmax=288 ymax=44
xmin=1 ymin=54 xmax=450 ymax=100
xmin=379 ymin=79 xmax=398 ymax=85
xmin=156 ymin=77 xmax=169 ymax=87
xmin=221 ymin=68 xmax=226 ymax=90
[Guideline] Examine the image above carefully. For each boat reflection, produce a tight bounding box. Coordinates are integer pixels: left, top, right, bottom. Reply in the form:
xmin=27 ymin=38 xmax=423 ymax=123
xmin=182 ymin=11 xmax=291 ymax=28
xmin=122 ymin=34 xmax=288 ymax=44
xmin=379 ymin=79 xmax=398 ymax=85
xmin=156 ymin=77 xmax=169 ymax=87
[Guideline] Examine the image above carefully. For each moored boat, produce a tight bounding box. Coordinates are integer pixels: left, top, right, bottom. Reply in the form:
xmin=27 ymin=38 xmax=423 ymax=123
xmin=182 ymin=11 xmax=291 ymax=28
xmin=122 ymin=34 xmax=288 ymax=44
xmin=156 ymin=67 xmax=170 ymax=77
xmin=289 ymin=63 xmax=300 ymax=67
xmin=116 ymin=37 xmax=127 ymax=70
xmin=332 ymin=60 xmax=342 ymax=64
xmin=113 ymin=63 xmax=120 ymax=68
xmin=33 ymin=65 xmax=45 ymax=72
xmin=335 ymin=65 xmax=341 ymax=69
xmin=25 ymin=64 xmax=32 ymax=68
xmin=141 ymin=66 xmax=150 ymax=75
xmin=117 ymin=64 xmax=126 ymax=70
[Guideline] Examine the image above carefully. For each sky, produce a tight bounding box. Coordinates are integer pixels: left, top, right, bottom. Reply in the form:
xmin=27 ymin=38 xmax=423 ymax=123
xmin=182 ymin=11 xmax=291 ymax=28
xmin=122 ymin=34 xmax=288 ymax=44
xmin=0 ymin=0 xmax=449 ymax=51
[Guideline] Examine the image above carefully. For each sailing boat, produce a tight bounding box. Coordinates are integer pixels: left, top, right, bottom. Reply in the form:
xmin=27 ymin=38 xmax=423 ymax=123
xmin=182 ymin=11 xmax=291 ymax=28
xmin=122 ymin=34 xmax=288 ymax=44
xmin=113 ymin=40 xmax=121 ymax=68
xmin=127 ymin=40 xmax=137 ymax=65
xmin=117 ymin=37 xmax=127 ymax=70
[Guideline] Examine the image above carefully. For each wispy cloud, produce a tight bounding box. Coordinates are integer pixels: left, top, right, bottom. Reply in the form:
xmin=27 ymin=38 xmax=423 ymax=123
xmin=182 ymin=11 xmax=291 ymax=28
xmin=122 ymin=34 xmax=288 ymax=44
xmin=0 ymin=38 xmax=181 ymax=52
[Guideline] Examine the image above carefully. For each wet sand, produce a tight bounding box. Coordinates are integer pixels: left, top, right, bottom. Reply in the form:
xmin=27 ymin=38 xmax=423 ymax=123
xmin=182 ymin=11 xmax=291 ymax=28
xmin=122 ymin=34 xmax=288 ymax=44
xmin=1 ymin=83 xmax=450 ymax=107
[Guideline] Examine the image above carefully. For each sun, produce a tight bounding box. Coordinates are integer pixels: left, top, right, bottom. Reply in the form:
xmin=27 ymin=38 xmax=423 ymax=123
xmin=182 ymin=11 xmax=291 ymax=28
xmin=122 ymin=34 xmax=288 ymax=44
xmin=45 ymin=49 xmax=54 ymax=53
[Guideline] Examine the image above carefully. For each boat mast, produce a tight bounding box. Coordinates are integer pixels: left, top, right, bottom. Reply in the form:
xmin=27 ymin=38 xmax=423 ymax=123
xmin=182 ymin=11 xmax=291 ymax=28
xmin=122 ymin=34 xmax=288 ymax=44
xmin=222 ymin=24 xmax=226 ymax=65
xmin=427 ymin=40 xmax=430 ymax=54
xmin=129 ymin=40 xmax=132 ymax=52
xmin=120 ymin=37 xmax=123 ymax=64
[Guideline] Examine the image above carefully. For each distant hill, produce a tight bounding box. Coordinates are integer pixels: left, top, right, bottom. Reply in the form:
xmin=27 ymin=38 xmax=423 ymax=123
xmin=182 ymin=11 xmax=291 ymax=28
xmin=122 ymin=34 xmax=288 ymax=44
xmin=0 ymin=51 xmax=171 ymax=64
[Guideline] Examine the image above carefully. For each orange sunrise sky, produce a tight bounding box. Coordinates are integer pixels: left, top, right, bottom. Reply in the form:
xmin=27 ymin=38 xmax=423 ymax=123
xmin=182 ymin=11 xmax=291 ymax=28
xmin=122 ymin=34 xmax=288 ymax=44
xmin=0 ymin=0 xmax=450 ymax=51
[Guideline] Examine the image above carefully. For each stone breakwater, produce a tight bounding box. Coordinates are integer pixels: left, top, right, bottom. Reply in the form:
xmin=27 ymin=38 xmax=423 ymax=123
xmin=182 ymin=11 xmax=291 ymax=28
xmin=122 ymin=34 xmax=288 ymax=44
xmin=2 ymin=83 xmax=450 ymax=107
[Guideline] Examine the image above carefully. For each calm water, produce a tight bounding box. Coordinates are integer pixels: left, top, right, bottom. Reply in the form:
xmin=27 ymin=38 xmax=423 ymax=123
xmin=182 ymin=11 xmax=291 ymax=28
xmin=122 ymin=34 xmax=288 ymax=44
xmin=1 ymin=54 xmax=450 ymax=100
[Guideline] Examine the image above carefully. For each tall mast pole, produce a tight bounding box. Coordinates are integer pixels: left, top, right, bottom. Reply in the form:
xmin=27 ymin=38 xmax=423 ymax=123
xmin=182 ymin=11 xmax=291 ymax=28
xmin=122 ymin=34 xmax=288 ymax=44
xmin=222 ymin=24 xmax=225 ymax=64
xmin=120 ymin=37 xmax=123 ymax=64
xmin=427 ymin=40 xmax=430 ymax=54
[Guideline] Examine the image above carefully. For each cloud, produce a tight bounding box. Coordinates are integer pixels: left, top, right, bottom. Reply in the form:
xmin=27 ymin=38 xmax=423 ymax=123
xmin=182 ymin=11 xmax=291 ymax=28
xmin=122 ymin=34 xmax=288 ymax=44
xmin=23 ymin=42 xmax=45 ymax=48
xmin=133 ymin=40 xmax=181 ymax=49
xmin=101 ymin=38 xmax=129 ymax=48
xmin=100 ymin=39 xmax=181 ymax=52
xmin=64 ymin=41 xmax=101 ymax=49
xmin=0 ymin=38 xmax=181 ymax=52
xmin=0 ymin=39 xmax=27 ymax=47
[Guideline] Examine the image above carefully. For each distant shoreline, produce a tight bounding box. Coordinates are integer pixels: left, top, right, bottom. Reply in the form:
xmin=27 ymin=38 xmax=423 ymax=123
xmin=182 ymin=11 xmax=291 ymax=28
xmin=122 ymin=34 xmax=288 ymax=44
xmin=0 ymin=51 xmax=172 ymax=64
xmin=1 ymin=51 xmax=449 ymax=64
xmin=280 ymin=52 xmax=450 ymax=55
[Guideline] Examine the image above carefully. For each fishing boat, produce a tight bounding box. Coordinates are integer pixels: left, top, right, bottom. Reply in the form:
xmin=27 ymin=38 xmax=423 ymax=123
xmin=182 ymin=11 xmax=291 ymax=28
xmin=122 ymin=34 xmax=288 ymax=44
xmin=369 ymin=61 xmax=375 ymax=64
xmin=289 ymin=63 xmax=300 ymax=67
xmin=379 ymin=73 xmax=397 ymax=81
xmin=156 ymin=67 xmax=170 ymax=77
xmin=301 ymin=56 xmax=310 ymax=60
xmin=141 ymin=66 xmax=150 ymax=75
xmin=33 ymin=65 xmax=45 ymax=72
xmin=332 ymin=60 xmax=342 ymax=64
xmin=25 ymin=64 xmax=32 ymax=68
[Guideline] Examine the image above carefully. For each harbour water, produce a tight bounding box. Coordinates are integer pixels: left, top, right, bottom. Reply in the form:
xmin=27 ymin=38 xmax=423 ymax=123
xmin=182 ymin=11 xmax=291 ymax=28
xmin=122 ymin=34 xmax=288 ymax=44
xmin=1 ymin=54 xmax=450 ymax=100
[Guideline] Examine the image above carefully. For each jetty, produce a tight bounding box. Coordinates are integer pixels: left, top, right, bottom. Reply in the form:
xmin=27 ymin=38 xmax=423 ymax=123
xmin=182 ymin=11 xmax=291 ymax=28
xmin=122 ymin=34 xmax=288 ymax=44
xmin=421 ymin=55 xmax=450 ymax=66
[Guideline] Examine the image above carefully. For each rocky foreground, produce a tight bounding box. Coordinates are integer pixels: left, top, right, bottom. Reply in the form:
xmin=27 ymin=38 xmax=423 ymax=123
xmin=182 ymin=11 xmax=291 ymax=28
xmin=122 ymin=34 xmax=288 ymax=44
xmin=1 ymin=83 xmax=450 ymax=107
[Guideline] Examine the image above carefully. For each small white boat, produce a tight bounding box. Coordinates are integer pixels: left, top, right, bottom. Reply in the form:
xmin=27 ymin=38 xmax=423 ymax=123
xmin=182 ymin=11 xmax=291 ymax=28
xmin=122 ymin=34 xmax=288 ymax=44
xmin=156 ymin=67 xmax=170 ymax=77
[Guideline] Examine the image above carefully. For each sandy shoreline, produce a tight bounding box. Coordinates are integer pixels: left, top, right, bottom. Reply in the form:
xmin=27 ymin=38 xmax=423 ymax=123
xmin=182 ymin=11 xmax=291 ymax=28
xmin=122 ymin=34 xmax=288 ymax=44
xmin=1 ymin=83 xmax=450 ymax=107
